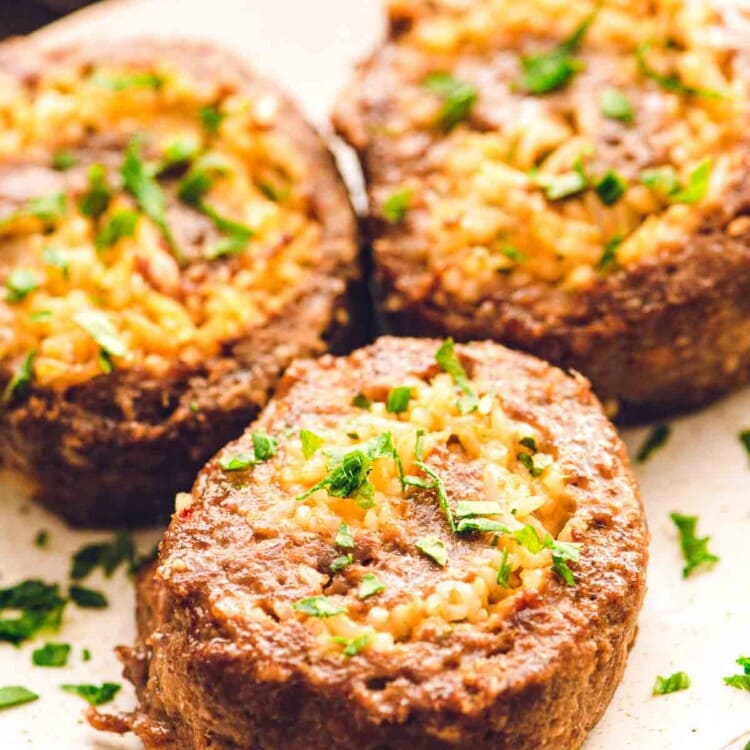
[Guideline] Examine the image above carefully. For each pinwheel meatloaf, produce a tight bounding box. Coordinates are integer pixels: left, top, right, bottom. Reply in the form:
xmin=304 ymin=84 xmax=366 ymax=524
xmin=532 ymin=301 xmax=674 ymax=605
xmin=334 ymin=0 xmax=750 ymax=416
xmin=94 ymin=337 xmax=648 ymax=750
xmin=0 ymin=38 xmax=359 ymax=525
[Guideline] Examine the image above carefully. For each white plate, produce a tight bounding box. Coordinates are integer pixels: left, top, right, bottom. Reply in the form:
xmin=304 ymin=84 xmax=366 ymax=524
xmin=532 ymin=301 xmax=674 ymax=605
xmin=1 ymin=1 xmax=749 ymax=747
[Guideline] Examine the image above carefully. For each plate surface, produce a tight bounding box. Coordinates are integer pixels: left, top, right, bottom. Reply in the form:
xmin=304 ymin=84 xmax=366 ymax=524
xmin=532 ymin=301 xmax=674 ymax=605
xmin=0 ymin=1 xmax=749 ymax=747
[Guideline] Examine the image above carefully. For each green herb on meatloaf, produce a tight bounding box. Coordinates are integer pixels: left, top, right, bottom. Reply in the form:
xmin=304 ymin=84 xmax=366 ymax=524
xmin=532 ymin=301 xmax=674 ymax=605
xmin=157 ymin=138 xmax=202 ymax=175
xmin=70 ymin=532 xmax=135 ymax=580
xmin=293 ymin=596 xmax=347 ymax=618
xmin=382 ymin=187 xmax=412 ymax=224
xmin=2 ymin=350 xmax=35 ymax=404
xmin=598 ymin=235 xmax=622 ymax=272
xmin=670 ymin=512 xmax=719 ymax=578
xmin=335 ymin=522 xmax=355 ymax=549
xmin=72 ymin=310 xmax=128 ymax=360
xmin=386 ymin=386 xmax=411 ymax=414
xmin=515 ymin=11 xmax=596 ymax=94
xmin=594 ymin=170 xmax=628 ymax=206
xmin=95 ymin=209 xmax=139 ymax=250
xmin=600 ymin=89 xmax=634 ymax=123
xmin=61 ymin=682 xmax=121 ymax=706
xmin=456 ymin=501 xmax=505 ymax=518
xmin=496 ymin=550 xmax=512 ymax=588
xmin=723 ymin=656 xmax=750 ymax=692
xmin=0 ymin=191 xmax=67 ymax=232
xmin=513 ymin=525 xmax=581 ymax=586
xmin=298 ymin=432 xmax=404 ymax=506
xmin=4 ymin=269 xmax=38 ymax=303
xmin=0 ymin=580 xmax=66 ymax=645
xmin=51 ymin=150 xmax=77 ymax=171
xmin=300 ymin=429 xmax=324 ymax=460
xmin=199 ymin=104 xmax=226 ymax=136
xmin=404 ymin=457 xmax=457 ymax=533
xmin=330 ymin=554 xmax=353 ymax=573
xmin=78 ymin=164 xmax=113 ymax=219
xmin=69 ymin=585 xmax=108 ymax=609
xmin=42 ymin=247 xmax=70 ymax=278
xmin=358 ymin=573 xmax=384 ymax=600
xmin=642 ymin=160 xmax=713 ymax=205
xmin=330 ymin=632 xmax=370 ymax=657
xmin=542 ymin=166 xmax=588 ymax=201
xmin=121 ymin=137 xmax=183 ymax=263
xmin=91 ymin=71 xmax=164 ymax=91
xmin=219 ymin=431 xmax=278 ymax=471
xmin=32 ymin=642 xmax=71 ymax=668
xmin=415 ymin=535 xmax=449 ymax=567
xmin=423 ymin=73 xmax=478 ymax=132
xmin=351 ymin=392 xmax=372 ymax=410
xmin=740 ymin=430 xmax=750 ymax=462
xmin=517 ymin=436 xmax=545 ymax=478
xmin=652 ymin=671 xmax=691 ymax=695
xmin=0 ymin=686 xmax=39 ymax=710
xmin=636 ymin=424 xmax=671 ymax=463
xmin=636 ymin=42 xmax=723 ymax=100
xmin=435 ymin=338 xmax=479 ymax=414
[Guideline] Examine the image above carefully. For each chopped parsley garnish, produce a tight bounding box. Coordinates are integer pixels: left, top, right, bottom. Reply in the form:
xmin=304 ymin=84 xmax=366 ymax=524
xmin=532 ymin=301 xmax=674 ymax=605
xmin=358 ymin=573 xmax=384 ymax=600
xmin=157 ymin=138 xmax=201 ymax=174
xmin=199 ymin=104 xmax=225 ymax=136
xmin=0 ymin=686 xmax=39 ymax=710
xmin=600 ymin=89 xmax=634 ymax=123
xmin=415 ymin=535 xmax=449 ymax=567
xmin=640 ymin=166 xmax=680 ymax=196
xmin=636 ymin=42 xmax=723 ymax=100
xmin=0 ymin=579 xmax=66 ymax=645
xmin=653 ymin=671 xmax=691 ymax=695
xmin=61 ymin=682 xmax=121 ymax=706
xmin=670 ymin=512 xmax=719 ymax=578
xmin=740 ymin=430 xmax=750 ymax=462
xmin=32 ymin=642 xmax=70 ymax=667
xmin=69 ymin=585 xmax=108 ymax=609
xmin=424 ymin=73 xmax=477 ymax=131
xmin=331 ymin=632 xmax=369 ymax=657
xmin=636 ymin=424 xmax=670 ymax=463
xmin=72 ymin=310 xmax=128 ymax=360
xmin=386 ymin=386 xmax=411 ymax=414
xmin=78 ymin=164 xmax=112 ymax=219
xmin=496 ymin=550 xmax=511 ymax=588
xmin=515 ymin=12 xmax=595 ymax=94
xmin=293 ymin=596 xmax=346 ymax=618
xmin=43 ymin=247 xmax=69 ymax=278
xmin=517 ymin=437 xmax=544 ymax=478
xmin=2 ymin=350 xmax=35 ymax=404
xmin=456 ymin=501 xmax=504 ymax=518
xmin=27 ymin=192 xmax=67 ymax=224
xmin=670 ymin=159 xmax=712 ymax=204
xmin=497 ymin=245 xmax=526 ymax=263
xmin=435 ymin=338 xmax=478 ymax=414
xmin=335 ymin=522 xmax=355 ymax=549
xmin=513 ymin=525 xmax=581 ymax=586
xmin=95 ymin=209 xmax=139 ymax=250
xmin=724 ymin=656 xmax=750 ymax=692
xmin=330 ymin=554 xmax=353 ymax=573
xmin=298 ymin=432 xmax=403 ymax=507
xmin=177 ymin=153 xmax=230 ymax=204
xmin=405 ymin=458 xmax=456 ymax=532
xmin=5 ymin=269 xmax=38 ymax=303
xmin=541 ymin=157 xmax=588 ymax=201
xmin=594 ymin=170 xmax=627 ymax=206
xmin=70 ymin=532 xmax=135 ymax=580
xmin=98 ymin=350 xmax=114 ymax=374
xmin=92 ymin=71 xmax=163 ymax=91
xmin=219 ymin=431 xmax=278 ymax=471
xmin=382 ymin=188 xmax=412 ymax=224
xmin=598 ymin=236 xmax=622 ymax=272
xmin=351 ymin=392 xmax=371 ymax=410
xmin=82 ymin=648 xmax=92 ymax=662
xmin=121 ymin=137 xmax=182 ymax=262
xmin=52 ymin=150 xmax=77 ymax=171
xmin=34 ymin=530 xmax=49 ymax=548
xmin=456 ymin=517 xmax=508 ymax=534
xmin=300 ymin=429 xmax=324 ymax=460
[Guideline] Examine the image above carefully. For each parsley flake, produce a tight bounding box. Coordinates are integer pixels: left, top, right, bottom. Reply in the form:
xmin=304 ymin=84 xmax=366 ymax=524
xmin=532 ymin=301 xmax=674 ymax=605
xmin=293 ymin=596 xmax=346 ymax=618
xmin=0 ymin=579 xmax=66 ymax=645
xmin=636 ymin=43 xmax=723 ymax=100
xmin=70 ymin=532 xmax=135 ymax=580
xmin=415 ymin=535 xmax=449 ymax=567
xmin=497 ymin=550 xmax=512 ymax=588
xmin=32 ymin=642 xmax=70 ymax=668
xmin=331 ymin=632 xmax=370 ymax=657
xmin=73 ymin=310 xmax=128 ymax=359
xmin=0 ymin=686 xmax=38 ymax=710
xmin=424 ymin=73 xmax=477 ymax=131
xmin=670 ymin=512 xmax=719 ymax=578
xmin=69 ymin=585 xmax=108 ymax=609
xmin=199 ymin=104 xmax=226 ymax=136
xmin=43 ymin=247 xmax=69 ymax=278
xmin=636 ymin=424 xmax=670 ymax=463
xmin=382 ymin=188 xmax=412 ymax=224
xmin=2 ymin=350 xmax=35 ymax=404
xmin=386 ymin=386 xmax=411 ymax=414
xmin=219 ymin=431 xmax=278 ymax=471
xmin=52 ymin=150 xmax=77 ymax=171
xmin=435 ymin=338 xmax=478 ymax=414
xmin=300 ymin=429 xmax=324 ymax=460
xmin=78 ymin=164 xmax=112 ymax=219
xmin=5 ymin=269 xmax=38 ymax=303
xmin=330 ymin=554 xmax=353 ymax=573
xmin=351 ymin=392 xmax=371 ymax=410
xmin=740 ymin=430 xmax=750 ymax=462
xmin=335 ymin=522 xmax=354 ymax=549
xmin=61 ymin=682 xmax=121 ymax=706
xmin=358 ymin=573 xmax=384 ymax=600
xmin=653 ymin=671 xmax=691 ymax=695
xmin=724 ymin=656 xmax=750 ymax=692
xmin=595 ymin=170 xmax=628 ymax=206
xmin=95 ymin=209 xmax=139 ymax=250
xmin=600 ymin=89 xmax=634 ymax=123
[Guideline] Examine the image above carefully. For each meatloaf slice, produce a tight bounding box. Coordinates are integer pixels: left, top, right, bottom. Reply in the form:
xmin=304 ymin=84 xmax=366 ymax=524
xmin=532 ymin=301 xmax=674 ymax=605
xmin=93 ymin=336 xmax=648 ymax=750
xmin=0 ymin=38 xmax=360 ymax=525
xmin=334 ymin=0 xmax=750 ymax=417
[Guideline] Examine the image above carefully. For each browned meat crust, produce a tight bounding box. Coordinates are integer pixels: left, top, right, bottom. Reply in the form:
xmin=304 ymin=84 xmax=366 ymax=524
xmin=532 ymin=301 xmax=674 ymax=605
xmin=96 ymin=337 xmax=648 ymax=749
xmin=0 ymin=38 xmax=361 ymax=526
xmin=333 ymin=10 xmax=750 ymax=419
